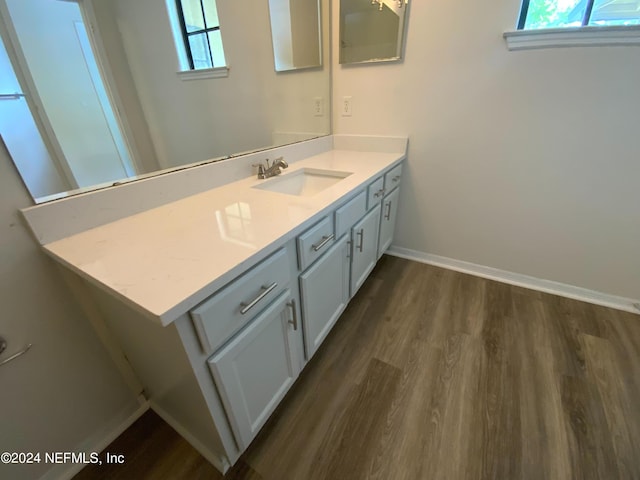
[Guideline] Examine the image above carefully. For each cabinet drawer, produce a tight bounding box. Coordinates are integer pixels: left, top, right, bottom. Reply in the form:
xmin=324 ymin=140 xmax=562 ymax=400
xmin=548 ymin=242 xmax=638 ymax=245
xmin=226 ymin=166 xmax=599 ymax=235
xmin=366 ymin=177 xmax=385 ymax=210
xmin=297 ymin=216 xmax=335 ymax=271
xmin=191 ymin=248 xmax=291 ymax=354
xmin=384 ymin=163 xmax=403 ymax=190
xmin=334 ymin=191 xmax=366 ymax=239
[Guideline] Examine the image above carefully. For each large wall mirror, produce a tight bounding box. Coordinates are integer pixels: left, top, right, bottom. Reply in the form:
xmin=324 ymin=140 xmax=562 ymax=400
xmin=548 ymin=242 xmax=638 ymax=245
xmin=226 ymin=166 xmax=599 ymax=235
xmin=339 ymin=0 xmax=409 ymax=64
xmin=0 ymin=0 xmax=330 ymax=203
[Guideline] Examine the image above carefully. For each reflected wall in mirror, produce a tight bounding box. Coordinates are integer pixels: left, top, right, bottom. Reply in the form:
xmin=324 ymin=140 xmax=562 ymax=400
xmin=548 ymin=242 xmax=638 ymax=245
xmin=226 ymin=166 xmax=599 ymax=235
xmin=268 ymin=0 xmax=322 ymax=72
xmin=339 ymin=0 xmax=409 ymax=64
xmin=0 ymin=0 xmax=330 ymax=203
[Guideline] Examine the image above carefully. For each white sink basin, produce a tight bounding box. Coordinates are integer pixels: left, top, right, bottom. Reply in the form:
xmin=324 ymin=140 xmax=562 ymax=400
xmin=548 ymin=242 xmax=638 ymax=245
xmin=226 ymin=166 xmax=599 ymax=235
xmin=252 ymin=168 xmax=352 ymax=197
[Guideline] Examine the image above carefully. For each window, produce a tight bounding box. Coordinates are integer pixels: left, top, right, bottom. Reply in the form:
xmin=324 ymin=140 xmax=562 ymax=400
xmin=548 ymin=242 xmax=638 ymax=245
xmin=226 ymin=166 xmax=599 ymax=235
xmin=505 ymin=0 xmax=640 ymax=50
xmin=175 ymin=0 xmax=226 ymax=70
xmin=518 ymin=0 xmax=640 ymax=30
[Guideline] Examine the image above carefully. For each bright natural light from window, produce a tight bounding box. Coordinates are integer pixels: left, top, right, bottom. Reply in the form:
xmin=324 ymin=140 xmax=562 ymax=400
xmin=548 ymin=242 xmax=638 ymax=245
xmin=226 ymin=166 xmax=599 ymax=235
xmin=520 ymin=0 xmax=640 ymax=29
xmin=175 ymin=0 xmax=226 ymax=70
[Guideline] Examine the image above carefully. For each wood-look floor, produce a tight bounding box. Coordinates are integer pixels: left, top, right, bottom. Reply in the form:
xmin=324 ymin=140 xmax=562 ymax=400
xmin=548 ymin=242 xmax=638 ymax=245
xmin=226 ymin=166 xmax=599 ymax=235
xmin=75 ymin=256 xmax=640 ymax=480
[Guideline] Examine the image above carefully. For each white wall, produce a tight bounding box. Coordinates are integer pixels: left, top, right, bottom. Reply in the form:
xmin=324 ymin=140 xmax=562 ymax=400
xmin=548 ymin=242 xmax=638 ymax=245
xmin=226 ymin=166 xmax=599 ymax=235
xmin=0 ymin=143 xmax=140 ymax=480
xmin=333 ymin=0 xmax=640 ymax=300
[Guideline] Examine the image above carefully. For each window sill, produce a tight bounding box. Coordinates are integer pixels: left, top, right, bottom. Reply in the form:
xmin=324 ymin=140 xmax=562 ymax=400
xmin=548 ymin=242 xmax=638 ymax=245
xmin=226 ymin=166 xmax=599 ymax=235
xmin=503 ymin=25 xmax=640 ymax=51
xmin=177 ymin=66 xmax=229 ymax=81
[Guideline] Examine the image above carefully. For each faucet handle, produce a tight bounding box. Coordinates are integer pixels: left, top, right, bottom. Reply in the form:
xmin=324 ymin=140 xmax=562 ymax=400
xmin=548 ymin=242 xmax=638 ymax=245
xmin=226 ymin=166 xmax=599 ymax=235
xmin=252 ymin=163 xmax=265 ymax=177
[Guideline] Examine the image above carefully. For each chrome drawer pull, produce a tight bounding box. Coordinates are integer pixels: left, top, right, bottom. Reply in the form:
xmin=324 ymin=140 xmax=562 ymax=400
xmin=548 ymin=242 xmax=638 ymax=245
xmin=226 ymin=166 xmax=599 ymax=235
xmin=385 ymin=201 xmax=392 ymax=220
xmin=287 ymin=299 xmax=298 ymax=330
xmin=312 ymin=234 xmax=335 ymax=252
xmin=392 ymin=175 xmax=401 ymax=182
xmin=0 ymin=343 xmax=32 ymax=367
xmin=0 ymin=93 xmax=25 ymax=101
xmin=374 ymin=188 xmax=386 ymax=198
xmin=240 ymin=282 xmax=278 ymax=315
xmin=357 ymin=229 xmax=364 ymax=252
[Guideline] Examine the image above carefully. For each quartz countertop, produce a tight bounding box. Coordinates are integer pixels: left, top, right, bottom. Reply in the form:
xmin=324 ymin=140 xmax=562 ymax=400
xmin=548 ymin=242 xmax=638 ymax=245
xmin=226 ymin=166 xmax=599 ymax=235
xmin=43 ymin=148 xmax=405 ymax=325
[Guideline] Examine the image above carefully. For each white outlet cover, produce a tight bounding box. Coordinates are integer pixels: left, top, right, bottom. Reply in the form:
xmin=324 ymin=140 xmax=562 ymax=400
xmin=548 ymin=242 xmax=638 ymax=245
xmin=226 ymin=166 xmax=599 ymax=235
xmin=313 ymin=97 xmax=324 ymax=116
xmin=342 ymin=96 xmax=352 ymax=117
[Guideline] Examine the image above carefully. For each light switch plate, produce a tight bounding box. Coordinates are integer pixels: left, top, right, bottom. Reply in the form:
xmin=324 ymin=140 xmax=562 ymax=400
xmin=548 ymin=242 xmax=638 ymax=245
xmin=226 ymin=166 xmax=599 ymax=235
xmin=342 ymin=96 xmax=352 ymax=116
xmin=313 ymin=97 xmax=324 ymax=116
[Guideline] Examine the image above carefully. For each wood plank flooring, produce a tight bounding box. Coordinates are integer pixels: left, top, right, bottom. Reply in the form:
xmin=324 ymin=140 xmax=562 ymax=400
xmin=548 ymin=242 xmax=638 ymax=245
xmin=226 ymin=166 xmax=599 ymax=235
xmin=74 ymin=256 xmax=640 ymax=480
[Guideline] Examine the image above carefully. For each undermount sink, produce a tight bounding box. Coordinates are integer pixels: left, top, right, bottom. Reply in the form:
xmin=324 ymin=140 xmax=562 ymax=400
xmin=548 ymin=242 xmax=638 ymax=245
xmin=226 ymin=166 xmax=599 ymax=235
xmin=252 ymin=168 xmax=353 ymax=197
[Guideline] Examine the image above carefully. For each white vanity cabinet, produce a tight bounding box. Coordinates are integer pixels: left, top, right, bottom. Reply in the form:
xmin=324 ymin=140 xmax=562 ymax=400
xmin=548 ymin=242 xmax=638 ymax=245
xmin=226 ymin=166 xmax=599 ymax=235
xmin=350 ymin=203 xmax=381 ymax=296
xmin=25 ymin=136 xmax=409 ymax=476
xmin=190 ymin=248 xmax=291 ymax=354
xmin=377 ymin=186 xmax=400 ymax=259
xmin=299 ymin=234 xmax=350 ymax=358
xmin=296 ymin=161 xmax=402 ymax=360
xmin=208 ymin=290 xmax=300 ymax=449
xmin=370 ymin=162 xmax=403 ymax=260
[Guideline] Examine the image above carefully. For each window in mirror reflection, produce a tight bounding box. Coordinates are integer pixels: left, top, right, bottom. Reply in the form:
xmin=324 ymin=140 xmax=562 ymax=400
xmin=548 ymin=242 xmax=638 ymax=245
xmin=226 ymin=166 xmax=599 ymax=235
xmin=215 ymin=202 xmax=256 ymax=249
xmin=175 ymin=0 xmax=226 ymax=69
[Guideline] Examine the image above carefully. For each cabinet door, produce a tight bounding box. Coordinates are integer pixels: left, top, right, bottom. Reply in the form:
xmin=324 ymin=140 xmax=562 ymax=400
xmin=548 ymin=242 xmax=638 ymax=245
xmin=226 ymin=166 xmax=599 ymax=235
xmin=208 ymin=290 xmax=299 ymax=449
xmin=299 ymin=235 xmax=350 ymax=359
xmin=377 ymin=187 xmax=400 ymax=259
xmin=350 ymin=204 xmax=381 ymax=297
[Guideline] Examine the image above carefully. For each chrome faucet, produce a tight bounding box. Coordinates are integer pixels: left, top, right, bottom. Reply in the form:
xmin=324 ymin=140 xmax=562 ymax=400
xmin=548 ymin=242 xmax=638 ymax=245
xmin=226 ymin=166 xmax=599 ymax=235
xmin=253 ymin=157 xmax=288 ymax=179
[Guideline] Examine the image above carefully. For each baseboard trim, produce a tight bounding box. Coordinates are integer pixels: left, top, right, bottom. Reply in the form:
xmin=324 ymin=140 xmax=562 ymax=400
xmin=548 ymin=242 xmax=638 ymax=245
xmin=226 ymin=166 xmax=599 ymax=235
xmin=387 ymin=246 xmax=640 ymax=315
xmin=150 ymin=402 xmax=229 ymax=474
xmin=39 ymin=402 xmax=149 ymax=480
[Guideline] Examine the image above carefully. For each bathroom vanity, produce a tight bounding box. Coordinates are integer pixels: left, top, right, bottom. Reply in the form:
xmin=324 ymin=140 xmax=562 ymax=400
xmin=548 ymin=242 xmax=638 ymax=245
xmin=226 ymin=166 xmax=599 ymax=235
xmin=22 ymin=135 xmax=407 ymax=473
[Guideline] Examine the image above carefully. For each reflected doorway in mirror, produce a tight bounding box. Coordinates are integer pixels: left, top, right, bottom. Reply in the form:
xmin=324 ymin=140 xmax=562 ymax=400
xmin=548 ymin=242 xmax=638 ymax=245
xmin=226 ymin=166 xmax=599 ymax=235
xmin=0 ymin=0 xmax=144 ymax=202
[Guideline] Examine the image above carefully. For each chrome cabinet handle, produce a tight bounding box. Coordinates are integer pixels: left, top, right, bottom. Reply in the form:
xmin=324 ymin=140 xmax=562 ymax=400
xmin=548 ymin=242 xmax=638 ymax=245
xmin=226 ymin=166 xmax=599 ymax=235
xmin=0 ymin=93 xmax=25 ymax=100
xmin=287 ymin=299 xmax=298 ymax=330
xmin=0 ymin=343 xmax=32 ymax=367
xmin=374 ymin=188 xmax=386 ymax=198
xmin=356 ymin=229 xmax=364 ymax=252
xmin=392 ymin=175 xmax=401 ymax=182
xmin=240 ymin=282 xmax=278 ymax=315
xmin=312 ymin=234 xmax=335 ymax=252
xmin=384 ymin=201 xmax=392 ymax=220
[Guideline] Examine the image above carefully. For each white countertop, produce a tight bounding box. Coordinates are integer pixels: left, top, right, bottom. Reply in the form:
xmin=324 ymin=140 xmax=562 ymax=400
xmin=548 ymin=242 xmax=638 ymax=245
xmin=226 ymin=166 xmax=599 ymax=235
xmin=43 ymin=148 xmax=404 ymax=325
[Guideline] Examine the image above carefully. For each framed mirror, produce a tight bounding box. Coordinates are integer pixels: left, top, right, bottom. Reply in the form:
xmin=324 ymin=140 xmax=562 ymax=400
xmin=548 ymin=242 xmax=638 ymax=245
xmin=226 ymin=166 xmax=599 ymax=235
xmin=0 ymin=0 xmax=330 ymax=203
xmin=339 ymin=0 xmax=409 ymax=65
xmin=268 ymin=0 xmax=322 ymax=72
